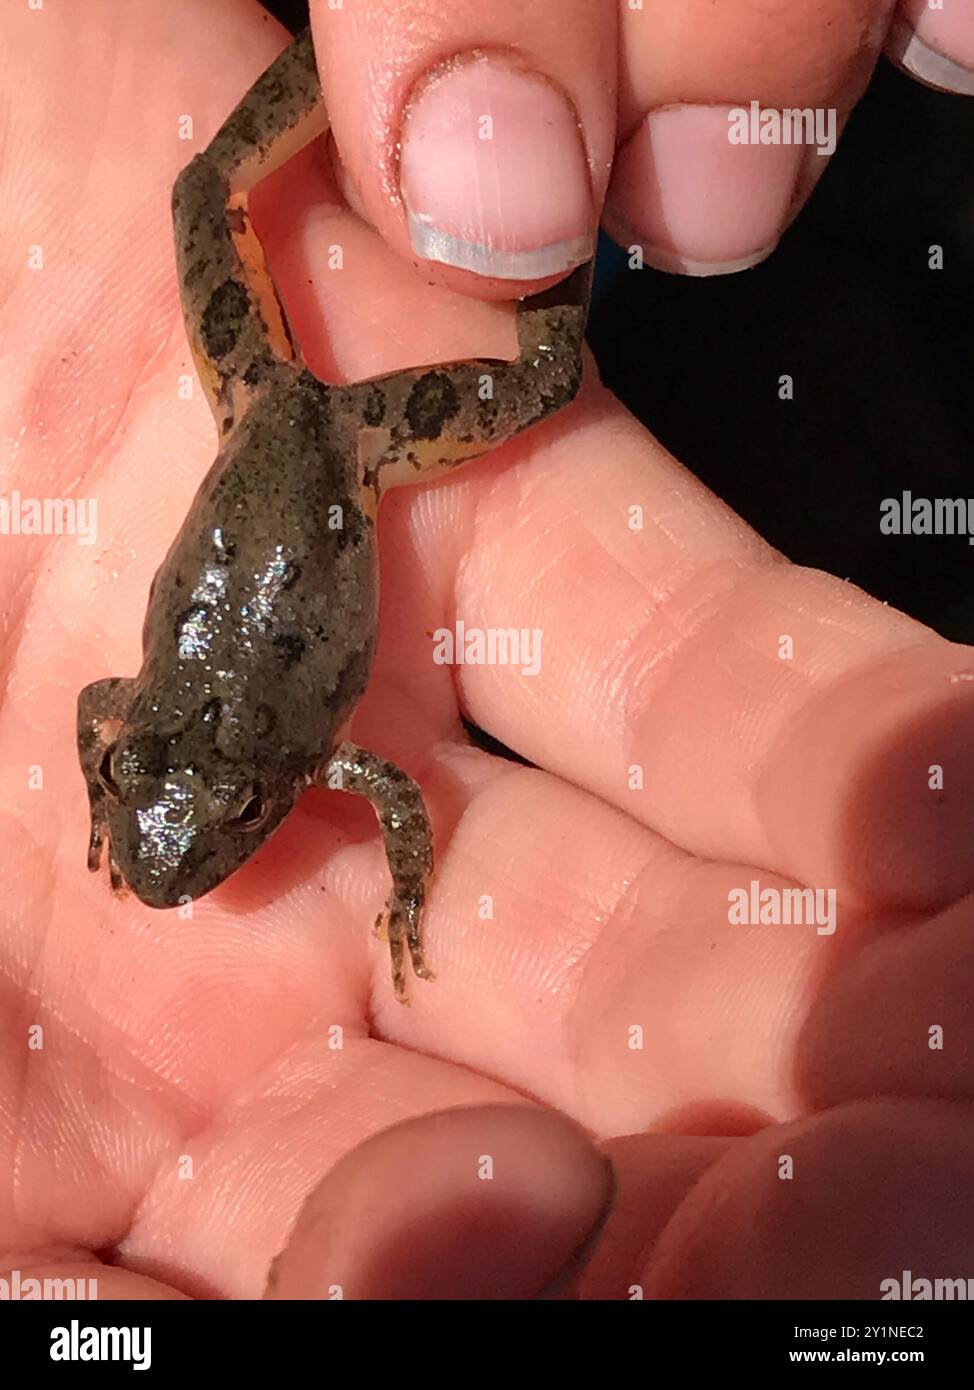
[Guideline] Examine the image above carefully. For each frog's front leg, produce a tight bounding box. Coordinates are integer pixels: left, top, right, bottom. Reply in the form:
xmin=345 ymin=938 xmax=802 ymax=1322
xmin=77 ymin=677 xmax=135 ymax=892
xmin=319 ymin=741 xmax=434 ymax=1002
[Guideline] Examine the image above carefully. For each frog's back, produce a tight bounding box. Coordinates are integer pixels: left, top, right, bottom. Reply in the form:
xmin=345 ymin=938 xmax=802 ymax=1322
xmin=137 ymin=369 xmax=376 ymax=774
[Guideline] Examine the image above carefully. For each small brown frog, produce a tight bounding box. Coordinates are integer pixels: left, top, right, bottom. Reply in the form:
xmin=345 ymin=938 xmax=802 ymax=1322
xmin=77 ymin=30 xmax=591 ymax=1000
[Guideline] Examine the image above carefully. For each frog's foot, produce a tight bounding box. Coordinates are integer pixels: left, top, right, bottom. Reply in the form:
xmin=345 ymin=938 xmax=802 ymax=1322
xmin=320 ymin=741 xmax=435 ymax=1003
xmin=375 ymin=894 xmax=436 ymax=1002
xmin=77 ymin=677 xmax=135 ymax=877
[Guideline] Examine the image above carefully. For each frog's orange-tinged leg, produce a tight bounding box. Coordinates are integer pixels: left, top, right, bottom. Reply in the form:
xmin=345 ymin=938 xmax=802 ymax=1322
xmin=171 ymin=29 xmax=327 ymax=435
xmin=319 ymin=741 xmax=435 ymax=1002
xmin=348 ymin=259 xmax=594 ymax=499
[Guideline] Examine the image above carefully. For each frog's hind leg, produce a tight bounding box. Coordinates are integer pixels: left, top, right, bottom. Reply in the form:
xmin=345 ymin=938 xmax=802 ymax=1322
xmin=171 ymin=30 xmax=329 ymax=434
xmin=318 ymin=741 xmax=434 ymax=1003
xmin=77 ymin=677 xmax=135 ymax=878
xmin=350 ymin=258 xmax=594 ymax=498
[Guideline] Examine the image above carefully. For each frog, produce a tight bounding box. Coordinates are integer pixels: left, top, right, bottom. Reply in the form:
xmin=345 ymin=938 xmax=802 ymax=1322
xmin=77 ymin=29 xmax=592 ymax=1001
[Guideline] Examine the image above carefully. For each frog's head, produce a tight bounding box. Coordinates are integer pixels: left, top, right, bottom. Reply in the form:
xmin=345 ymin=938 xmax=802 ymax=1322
xmin=97 ymin=727 xmax=298 ymax=907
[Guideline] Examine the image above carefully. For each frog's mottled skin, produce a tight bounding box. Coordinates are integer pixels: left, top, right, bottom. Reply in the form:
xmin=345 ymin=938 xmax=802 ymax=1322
xmin=78 ymin=29 xmax=591 ymax=1000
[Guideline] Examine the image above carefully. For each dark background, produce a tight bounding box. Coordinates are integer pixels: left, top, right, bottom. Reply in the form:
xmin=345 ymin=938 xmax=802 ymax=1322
xmin=267 ymin=0 xmax=973 ymax=643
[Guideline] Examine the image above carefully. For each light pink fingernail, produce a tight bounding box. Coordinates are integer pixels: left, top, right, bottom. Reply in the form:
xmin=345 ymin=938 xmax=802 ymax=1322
xmin=887 ymin=1 xmax=974 ymax=95
xmin=604 ymin=104 xmax=804 ymax=277
xmin=400 ymin=55 xmax=595 ymax=280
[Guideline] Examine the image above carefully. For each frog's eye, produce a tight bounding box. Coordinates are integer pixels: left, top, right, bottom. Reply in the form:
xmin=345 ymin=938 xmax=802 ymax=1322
xmin=98 ymin=746 xmax=120 ymax=798
xmin=228 ymin=790 xmax=268 ymax=832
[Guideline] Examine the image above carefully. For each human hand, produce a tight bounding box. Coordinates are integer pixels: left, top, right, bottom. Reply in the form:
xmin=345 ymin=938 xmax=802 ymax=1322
xmin=1 ymin=0 xmax=971 ymax=1301
xmin=307 ymin=0 xmax=974 ymax=289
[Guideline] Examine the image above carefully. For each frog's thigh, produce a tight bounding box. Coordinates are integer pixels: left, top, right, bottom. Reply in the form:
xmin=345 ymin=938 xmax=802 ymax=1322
xmin=171 ymin=31 xmax=327 ymax=425
xmin=357 ymin=259 xmax=593 ymax=492
xmin=320 ymin=740 xmax=435 ymax=1001
xmin=77 ymin=677 xmax=134 ymax=870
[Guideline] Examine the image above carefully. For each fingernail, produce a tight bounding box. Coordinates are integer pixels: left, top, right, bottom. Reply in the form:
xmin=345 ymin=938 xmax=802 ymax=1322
xmin=604 ymin=104 xmax=803 ymax=277
xmin=400 ymin=54 xmax=595 ymax=280
xmin=886 ymin=2 xmax=974 ymax=95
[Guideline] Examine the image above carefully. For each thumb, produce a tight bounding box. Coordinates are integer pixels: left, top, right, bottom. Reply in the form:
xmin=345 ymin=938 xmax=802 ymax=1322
xmin=264 ymin=1104 xmax=613 ymax=1299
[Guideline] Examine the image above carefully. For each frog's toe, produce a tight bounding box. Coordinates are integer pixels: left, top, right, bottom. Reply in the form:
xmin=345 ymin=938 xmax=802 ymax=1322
xmin=86 ymin=830 xmax=104 ymax=873
xmin=108 ymin=853 xmax=129 ymax=898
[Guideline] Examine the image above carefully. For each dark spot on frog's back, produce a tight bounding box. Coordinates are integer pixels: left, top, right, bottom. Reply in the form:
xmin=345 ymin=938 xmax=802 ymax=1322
xmin=201 ymin=279 xmax=251 ymax=360
xmin=405 ymin=371 xmax=460 ymax=440
xmin=273 ymin=632 xmax=306 ymax=669
xmin=330 ymin=642 xmax=373 ymax=713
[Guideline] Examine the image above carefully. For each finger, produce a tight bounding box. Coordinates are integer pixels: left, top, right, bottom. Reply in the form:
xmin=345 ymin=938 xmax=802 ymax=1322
xmin=886 ymin=0 xmax=974 ymax=94
xmin=310 ymin=0 xmax=613 ymax=298
xmin=798 ymin=894 xmax=974 ymax=1109
xmin=583 ymin=1099 xmax=974 ymax=1298
xmin=605 ymin=0 xmax=896 ymax=275
xmin=116 ymin=1026 xmax=603 ymax=1297
xmin=430 ymin=386 xmax=974 ymax=913
xmin=564 ymin=1133 xmax=731 ymax=1299
xmin=264 ymin=1105 xmax=612 ymax=1300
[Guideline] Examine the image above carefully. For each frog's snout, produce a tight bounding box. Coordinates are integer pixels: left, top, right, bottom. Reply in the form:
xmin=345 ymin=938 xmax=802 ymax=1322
xmin=125 ymin=873 xmax=202 ymax=911
xmin=104 ymin=782 xmax=227 ymax=908
xmin=104 ymin=773 xmax=289 ymax=909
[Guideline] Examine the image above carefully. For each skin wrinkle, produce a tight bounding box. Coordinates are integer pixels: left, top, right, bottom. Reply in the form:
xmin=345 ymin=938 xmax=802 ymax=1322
xmin=619 ymin=558 xmax=775 ymax=748
xmin=564 ymin=846 xmax=658 ymax=1111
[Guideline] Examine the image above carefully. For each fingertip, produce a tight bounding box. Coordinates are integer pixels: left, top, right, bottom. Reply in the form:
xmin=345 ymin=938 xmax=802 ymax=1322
xmin=886 ymin=3 xmax=974 ymax=96
xmin=399 ymin=54 xmax=596 ymax=283
xmin=643 ymin=1099 xmax=974 ymax=1298
xmin=310 ymin=0 xmax=611 ymax=303
xmin=264 ymin=1104 xmax=613 ymax=1299
xmin=760 ymin=644 xmax=974 ymax=912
